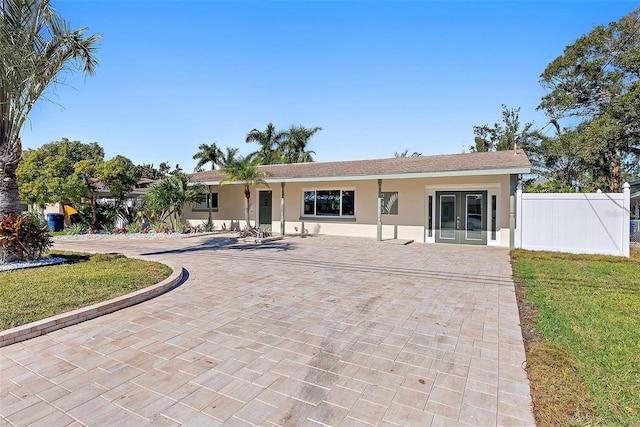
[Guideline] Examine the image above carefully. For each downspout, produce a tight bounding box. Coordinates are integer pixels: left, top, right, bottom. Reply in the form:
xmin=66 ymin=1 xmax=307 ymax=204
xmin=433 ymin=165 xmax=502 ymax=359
xmin=280 ymin=182 xmax=285 ymax=236
xmin=377 ymin=179 xmax=382 ymax=241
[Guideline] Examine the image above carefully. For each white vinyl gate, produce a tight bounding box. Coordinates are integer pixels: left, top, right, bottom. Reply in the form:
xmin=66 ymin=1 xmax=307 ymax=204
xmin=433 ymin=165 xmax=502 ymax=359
xmin=515 ymin=183 xmax=631 ymax=257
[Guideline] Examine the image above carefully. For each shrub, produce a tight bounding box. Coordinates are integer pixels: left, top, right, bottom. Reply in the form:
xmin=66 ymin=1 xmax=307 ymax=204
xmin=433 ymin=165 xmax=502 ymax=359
xmin=153 ymin=221 xmax=171 ymax=233
xmin=203 ymin=219 xmax=215 ymax=232
xmin=126 ymin=221 xmax=143 ymax=234
xmin=66 ymin=223 xmax=87 ymax=235
xmin=0 ymin=213 xmax=53 ymax=262
xmin=175 ymin=221 xmax=189 ymax=234
xmin=112 ymin=226 xmax=127 ymax=234
xmin=76 ymin=201 xmax=117 ymax=231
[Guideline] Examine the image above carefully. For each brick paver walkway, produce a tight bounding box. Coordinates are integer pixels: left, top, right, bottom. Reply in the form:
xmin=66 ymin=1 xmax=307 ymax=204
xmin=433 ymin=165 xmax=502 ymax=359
xmin=1 ymin=234 xmax=535 ymax=426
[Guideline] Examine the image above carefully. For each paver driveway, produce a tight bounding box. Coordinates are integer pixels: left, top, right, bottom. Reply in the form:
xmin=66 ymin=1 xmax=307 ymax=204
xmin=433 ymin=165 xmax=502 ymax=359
xmin=1 ymin=234 xmax=535 ymax=426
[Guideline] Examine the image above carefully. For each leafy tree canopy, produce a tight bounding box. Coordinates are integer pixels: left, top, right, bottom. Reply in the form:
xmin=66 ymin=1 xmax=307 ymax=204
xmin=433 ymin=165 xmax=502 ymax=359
xmin=98 ymin=155 xmax=140 ymax=203
xmin=17 ymin=138 xmax=104 ymax=207
xmin=538 ymin=7 xmax=640 ymax=191
xmin=135 ymin=162 xmax=171 ymax=180
xmin=470 ymin=105 xmax=537 ymax=153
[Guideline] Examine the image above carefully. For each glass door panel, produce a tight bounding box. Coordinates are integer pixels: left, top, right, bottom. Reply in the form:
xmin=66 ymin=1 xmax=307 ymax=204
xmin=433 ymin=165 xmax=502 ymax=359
xmin=465 ymin=193 xmax=483 ymax=241
xmin=439 ymin=195 xmax=456 ymax=240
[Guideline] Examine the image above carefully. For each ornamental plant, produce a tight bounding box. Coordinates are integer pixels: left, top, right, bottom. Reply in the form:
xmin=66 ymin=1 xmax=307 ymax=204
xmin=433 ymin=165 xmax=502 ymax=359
xmin=0 ymin=213 xmax=53 ymax=263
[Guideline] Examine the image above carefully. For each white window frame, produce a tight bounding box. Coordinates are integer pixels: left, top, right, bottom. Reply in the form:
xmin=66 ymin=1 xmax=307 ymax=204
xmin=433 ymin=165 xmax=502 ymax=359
xmin=301 ymin=188 xmax=356 ymax=218
xmin=193 ymin=192 xmax=219 ymax=212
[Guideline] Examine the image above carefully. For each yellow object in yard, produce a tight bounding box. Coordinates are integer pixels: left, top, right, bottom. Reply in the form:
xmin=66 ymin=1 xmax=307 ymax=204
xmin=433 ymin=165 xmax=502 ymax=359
xmin=63 ymin=205 xmax=78 ymax=225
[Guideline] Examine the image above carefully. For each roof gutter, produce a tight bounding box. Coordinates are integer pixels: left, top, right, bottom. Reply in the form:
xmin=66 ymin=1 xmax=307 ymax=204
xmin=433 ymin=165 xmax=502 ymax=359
xmin=191 ymin=166 xmax=531 ymax=186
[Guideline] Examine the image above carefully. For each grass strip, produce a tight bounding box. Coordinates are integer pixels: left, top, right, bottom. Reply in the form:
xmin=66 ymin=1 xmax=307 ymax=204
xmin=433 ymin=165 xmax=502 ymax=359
xmin=512 ymin=249 xmax=640 ymax=426
xmin=0 ymin=251 xmax=172 ymax=330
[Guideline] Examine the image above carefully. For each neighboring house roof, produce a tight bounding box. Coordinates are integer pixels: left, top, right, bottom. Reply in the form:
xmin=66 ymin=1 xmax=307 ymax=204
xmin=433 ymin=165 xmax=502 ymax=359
xmin=136 ymin=178 xmax=163 ymax=188
xmin=95 ymin=178 xmax=158 ymax=198
xmin=629 ymin=179 xmax=640 ymax=190
xmin=190 ymin=150 xmax=532 ymax=185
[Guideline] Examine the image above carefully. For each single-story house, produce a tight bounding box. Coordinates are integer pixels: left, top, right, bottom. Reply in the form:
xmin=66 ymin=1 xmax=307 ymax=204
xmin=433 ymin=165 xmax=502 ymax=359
xmin=187 ymin=150 xmax=531 ymax=247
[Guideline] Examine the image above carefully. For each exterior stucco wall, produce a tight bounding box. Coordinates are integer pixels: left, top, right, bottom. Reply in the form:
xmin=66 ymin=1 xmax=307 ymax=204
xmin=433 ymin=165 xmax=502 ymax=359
xmin=186 ymin=184 xmax=269 ymax=230
xmin=185 ymin=174 xmax=516 ymax=246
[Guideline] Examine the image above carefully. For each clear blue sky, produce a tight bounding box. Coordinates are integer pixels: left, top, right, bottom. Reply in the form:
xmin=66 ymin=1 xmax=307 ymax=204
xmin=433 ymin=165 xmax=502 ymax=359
xmin=20 ymin=1 xmax=637 ymax=171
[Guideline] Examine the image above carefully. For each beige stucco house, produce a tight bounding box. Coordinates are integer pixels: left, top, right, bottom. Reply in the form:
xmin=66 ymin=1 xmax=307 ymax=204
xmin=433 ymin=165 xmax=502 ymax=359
xmin=187 ymin=150 xmax=532 ymax=247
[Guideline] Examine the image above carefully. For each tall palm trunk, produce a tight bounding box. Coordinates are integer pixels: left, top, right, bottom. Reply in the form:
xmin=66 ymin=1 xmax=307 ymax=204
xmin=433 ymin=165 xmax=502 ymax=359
xmin=0 ymin=136 xmax=22 ymax=216
xmin=244 ymin=185 xmax=251 ymax=229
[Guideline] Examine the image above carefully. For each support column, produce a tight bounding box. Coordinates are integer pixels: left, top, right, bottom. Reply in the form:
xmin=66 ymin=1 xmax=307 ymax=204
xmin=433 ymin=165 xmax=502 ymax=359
xmin=509 ymin=175 xmax=517 ymax=250
xmin=509 ymin=184 xmax=524 ymax=249
xmin=280 ymin=182 xmax=285 ymax=236
xmin=377 ymin=179 xmax=382 ymax=241
xmin=207 ymin=185 xmax=212 ymax=225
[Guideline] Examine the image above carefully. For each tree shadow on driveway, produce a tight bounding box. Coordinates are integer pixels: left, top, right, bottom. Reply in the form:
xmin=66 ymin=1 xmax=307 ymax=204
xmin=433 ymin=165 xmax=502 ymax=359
xmin=140 ymin=236 xmax=294 ymax=257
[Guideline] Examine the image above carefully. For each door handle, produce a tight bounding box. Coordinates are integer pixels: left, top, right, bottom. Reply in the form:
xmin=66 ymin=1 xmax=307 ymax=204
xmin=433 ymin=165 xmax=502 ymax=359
xmin=456 ymin=216 xmax=460 ymax=230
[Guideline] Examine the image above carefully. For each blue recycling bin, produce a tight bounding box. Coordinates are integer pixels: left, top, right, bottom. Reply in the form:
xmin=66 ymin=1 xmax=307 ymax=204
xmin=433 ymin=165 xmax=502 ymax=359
xmin=46 ymin=213 xmax=64 ymax=232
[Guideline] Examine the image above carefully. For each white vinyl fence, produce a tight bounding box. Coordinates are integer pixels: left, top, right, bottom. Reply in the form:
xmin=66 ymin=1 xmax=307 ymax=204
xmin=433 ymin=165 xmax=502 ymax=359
xmin=515 ymin=183 xmax=631 ymax=257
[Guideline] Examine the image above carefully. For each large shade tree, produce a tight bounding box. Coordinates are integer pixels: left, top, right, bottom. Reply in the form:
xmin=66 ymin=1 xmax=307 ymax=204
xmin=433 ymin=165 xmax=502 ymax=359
xmin=17 ymin=139 xmax=140 ymax=228
xmin=17 ymin=138 xmax=104 ymax=210
xmin=0 ymin=0 xmax=101 ymax=216
xmin=470 ymin=105 xmax=537 ymax=153
xmin=534 ymin=120 xmax=586 ymax=188
xmin=538 ymin=7 xmax=640 ymax=191
xmin=220 ymin=156 xmax=270 ymax=229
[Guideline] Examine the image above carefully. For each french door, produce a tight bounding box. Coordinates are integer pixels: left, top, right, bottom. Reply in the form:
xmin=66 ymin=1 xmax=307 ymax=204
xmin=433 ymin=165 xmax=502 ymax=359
xmin=435 ymin=191 xmax=487 ymax=245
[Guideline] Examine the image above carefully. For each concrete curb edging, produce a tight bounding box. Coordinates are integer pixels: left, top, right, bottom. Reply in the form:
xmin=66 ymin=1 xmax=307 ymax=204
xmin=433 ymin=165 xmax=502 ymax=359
xmin=0 ymin=262 xmax=184 ymax=348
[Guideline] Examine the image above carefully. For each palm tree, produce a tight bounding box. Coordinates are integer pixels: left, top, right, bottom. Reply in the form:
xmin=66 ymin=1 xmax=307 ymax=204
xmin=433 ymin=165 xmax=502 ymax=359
xmin=139 ymin=182 xmax=173 ymax=226
xmin=192 ymin=142 xmax=223 ymax=171
xmin=220 ymin=156 xmax=271 ymax=229
xmin=394 ymin=150 xmax=422 ymax=158
xmin=0 ymin=0 xmax=101 ymax=216
xmin=246 ymin=123 xmax=287 ymax=165
xmin=217 ymin=146 xmax=240 ymax=169
xmin=283 ymin=125 xmax=322 ymax=163
xmin=140 ymin=172 xmax=204 ymax=229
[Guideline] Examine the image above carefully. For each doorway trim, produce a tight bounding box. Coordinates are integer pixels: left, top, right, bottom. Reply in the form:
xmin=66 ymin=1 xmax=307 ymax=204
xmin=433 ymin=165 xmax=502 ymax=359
xmin=425 ymin=184 xmax=501 ymax=246
xmin=435 ymin=191 xmax=487 ymax=245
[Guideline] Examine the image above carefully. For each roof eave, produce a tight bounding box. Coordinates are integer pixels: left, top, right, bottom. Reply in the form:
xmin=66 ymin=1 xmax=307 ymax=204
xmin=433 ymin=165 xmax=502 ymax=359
xmin=190 ymin=166 xmax=530 ymax=186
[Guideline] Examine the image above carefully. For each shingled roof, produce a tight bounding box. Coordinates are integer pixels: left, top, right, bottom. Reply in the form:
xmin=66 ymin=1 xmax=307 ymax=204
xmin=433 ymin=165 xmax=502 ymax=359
xmin=190 ymin=150 xmax=531 ymax=184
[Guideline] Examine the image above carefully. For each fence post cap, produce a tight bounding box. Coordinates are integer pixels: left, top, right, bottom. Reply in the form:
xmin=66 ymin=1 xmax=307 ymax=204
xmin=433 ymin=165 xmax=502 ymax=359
xmin=622 ymin=182 xmax=630 ymax=190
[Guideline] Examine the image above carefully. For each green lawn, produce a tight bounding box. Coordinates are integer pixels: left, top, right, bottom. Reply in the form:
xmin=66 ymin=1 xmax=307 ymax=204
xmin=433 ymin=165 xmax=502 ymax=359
xmin=0 ymin=251 xmax=172 ymax=330
xmin=512 ymin=249 xmax=640 ymax=426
